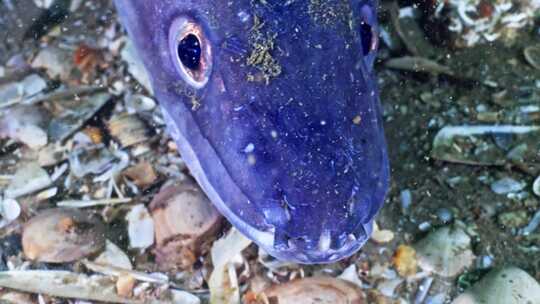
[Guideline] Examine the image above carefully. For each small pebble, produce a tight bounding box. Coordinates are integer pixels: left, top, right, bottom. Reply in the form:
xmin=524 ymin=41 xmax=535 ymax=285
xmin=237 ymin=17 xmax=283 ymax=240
xmin=415 ymin=225 xmax=474 ymax=277
xmin=400 ymin=189 xmax=412 ymax=212
xmin=452 ymin=267 xmax=540 ymax=304
xmin=116 ymin=275 xmax=136 ymax=298
xmin=5 ymin=162 xmax=52 ymax=199
xmin=436 ymin=208 xmax=453 ymax=223
xmin=0 ymin=199 xmax=21 ymax=229
xmin=490 ymin=177 xmax=525 ymax=195
xmin=393 ymin=245 xmax=417 ymax=277
xmin=418 ymin=221 xmax=431 ymax=231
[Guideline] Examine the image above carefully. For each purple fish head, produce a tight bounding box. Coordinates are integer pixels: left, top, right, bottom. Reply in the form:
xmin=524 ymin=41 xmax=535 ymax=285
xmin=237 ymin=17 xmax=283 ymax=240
xmin=115 ymin=0 xmax=389 ymax=263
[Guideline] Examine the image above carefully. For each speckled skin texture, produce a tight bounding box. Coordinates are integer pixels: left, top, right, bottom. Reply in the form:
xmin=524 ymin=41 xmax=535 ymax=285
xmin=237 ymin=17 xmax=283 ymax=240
xmin=115 ymin=0 xmax=389 ymax=263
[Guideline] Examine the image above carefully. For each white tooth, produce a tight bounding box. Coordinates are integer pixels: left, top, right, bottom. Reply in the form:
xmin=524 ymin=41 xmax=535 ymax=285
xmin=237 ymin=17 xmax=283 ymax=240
xmin=318 ymin=230 xmax=331 ymax=252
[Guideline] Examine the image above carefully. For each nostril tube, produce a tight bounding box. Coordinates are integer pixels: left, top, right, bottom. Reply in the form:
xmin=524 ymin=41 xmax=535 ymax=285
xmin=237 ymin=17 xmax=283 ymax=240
xmin=273 ymin=230 xmax=290 ymax=251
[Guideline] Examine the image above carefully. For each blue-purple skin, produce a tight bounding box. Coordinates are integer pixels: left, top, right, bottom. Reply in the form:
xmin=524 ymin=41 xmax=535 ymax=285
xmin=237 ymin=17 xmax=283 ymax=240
xmin=115 ymin=0 xmax=389 ymax=264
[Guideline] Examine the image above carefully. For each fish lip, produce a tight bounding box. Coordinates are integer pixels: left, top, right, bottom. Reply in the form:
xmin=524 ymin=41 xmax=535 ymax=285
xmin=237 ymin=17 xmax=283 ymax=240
xmin=262 ymin=221 xmax=374 ymax=264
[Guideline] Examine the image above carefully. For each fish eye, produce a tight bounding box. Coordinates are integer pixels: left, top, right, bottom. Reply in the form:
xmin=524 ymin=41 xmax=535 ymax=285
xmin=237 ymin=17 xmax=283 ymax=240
xmin=169 ymin=17 xmax=212 ymax=89
xmin=178 ymin=34 xmax=201 ymax=70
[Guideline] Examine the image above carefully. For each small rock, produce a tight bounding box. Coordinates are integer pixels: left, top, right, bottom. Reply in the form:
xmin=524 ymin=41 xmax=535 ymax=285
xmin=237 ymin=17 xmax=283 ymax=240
xmin=377 ymin=278 xmax=404 ymax=298
xmin=21 ymin=74 xmax=47 ymax=96
xmin=498 ymin=210 xmax=529 ymax=229
xmin=262 ymin=277 xmax=365 ymax=304
xmin=5 ymin=162 xmax=52 ymax=199
xmin=123 ymin=162 xmax=157 ymax=188
xmin=22 ymin=208 xmax=106 ymax=263
xmin=533 ymin=175 xmax=540 ymax=197
xmin=392 ymin=245 xmax=417 ymax=277
xmin=116 ymin=275 xmax=136 ymax=298
xmin=107 ymin=114 xmax=151 ymax=148
xmin=436 ymin=208 xmax=453 ymax=223
xmin=490 ymin=177 xmax=525 ymax=195
xmin=400 ymin=189 xmax=412 ymax=212
xmin=31 ymin=47 xmax=73 ymax=80
xmin=170 ymin=290 xmax=200 ymax=304
xmin=0 ymin=81 xmax=23 ymax=107
xmin=126 ymin=204 xmax=154 ymax=250
xmin=151 ymin=180 xmax=222 ymax=270
xmin=0 ymin=106 xmax=49 ymax=149
xmin=125 ymin=94 xmax=156 ymax=112
xmin=0 ymin=198 xmax=21 ymax=229
xmin=520 ymin=210 xmax=540 ymax=236
xmin=452 ymin=267 xmax=540 ymax=304
xmin=338 ymin=265 xmax=363 ymax=288
xmin=372 ymin=222 xmax=395 ymax=243
xmin=0 ymin=291 xmax=34 ymax=304
xmin=93 ymin=240 xmax=132 ymax=270
xmin=415 ymin=225 xmax=475 ymax=277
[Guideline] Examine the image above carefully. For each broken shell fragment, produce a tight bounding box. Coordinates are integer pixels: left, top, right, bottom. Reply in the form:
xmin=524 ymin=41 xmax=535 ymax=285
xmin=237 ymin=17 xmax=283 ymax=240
xmin=0 ymin=269 xmax=198 ymax=303
xmin=107 ymin=114 xmax=151 ymax=148
xmin=432 ymin=125 xmax=540 ymax=166
xmin=392 ymin=244 xmax=417 ymax=277
xmin=209 ymin=228 xmax=252 ymax=304
xmin=48 ymin=92 xmax=111 ymax=142
xmin=120 ymin=39 xmax=154 ymax=94
xmin=150 ymin=180 xmax=221 ymax=270
xmin=385 ymin=56 xmax=453 ymax=76
xmin=69 ymin=144 xmax=117 ymax=178
xmin=452 ymin=267 xmax=540 ymax=304
xmin=22 ymin=208 xmax=106 ymax=263
xmin=0 ymin=271 xmax=128 ymax=303
xmin=126 ymin=204 xmax=154 ymax=250
xmin=0 ymin=105 xmax=49 ymax=149
xmin=4 ymin=162 xmax=52 ymax=199
xmin=31 ymin=47 xmax=74 ymax=81
xmin=414 ymin=225 xmax=474 ymax=277
xmin=0 ymin=198 xmax=21 ymax=229
xmin=0 ymin=291 xmax=34 ymax=304
xmin=94 ymin=240 xmax=133 ymax=270
xmin=123 ymin=162 xmax=157 ymax=189
xmin=116 ymin=275 xmax=136 ymax=298
xmin=372 ymin=222 xmax=395 ymax=243
xmin=524 ymin=44 xmax=540 ymax=70
xmin=125 ymin=94 xmax=156 ymax=112
xmin=262 ymin=277 xmax=365 ymax=304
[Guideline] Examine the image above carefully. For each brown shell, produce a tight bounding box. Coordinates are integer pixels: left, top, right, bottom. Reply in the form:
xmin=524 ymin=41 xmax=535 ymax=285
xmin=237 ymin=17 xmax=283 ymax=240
xmin=262 ymin=277 xmax=365 ymax=304
xmin=22 ymin=208 xmax=106 ymax=263
xmin=150 ymin=180 xmax=222 ymax=270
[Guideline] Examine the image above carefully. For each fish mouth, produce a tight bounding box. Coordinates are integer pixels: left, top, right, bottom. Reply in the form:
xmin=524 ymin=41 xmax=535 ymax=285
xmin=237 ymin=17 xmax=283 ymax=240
xmin=265 ymin=221 xmax=375 ymax=264
xmin=164 ymin=104 xmax=377 ymax=264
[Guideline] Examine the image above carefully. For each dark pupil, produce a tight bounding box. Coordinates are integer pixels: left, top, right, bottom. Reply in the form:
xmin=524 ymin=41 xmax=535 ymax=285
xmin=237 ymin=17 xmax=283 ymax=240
xmin=360 ymin=22 xmax=372 ymax=56
xmin=177 ymin=34 xmax=201 ymax=70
